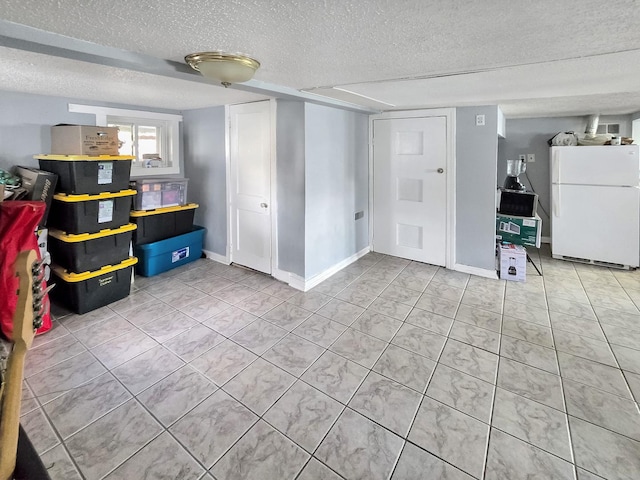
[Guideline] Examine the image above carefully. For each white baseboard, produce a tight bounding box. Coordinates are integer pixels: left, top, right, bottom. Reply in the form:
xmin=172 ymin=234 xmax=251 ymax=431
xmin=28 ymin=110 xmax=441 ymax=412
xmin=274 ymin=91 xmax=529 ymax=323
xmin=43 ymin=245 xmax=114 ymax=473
xmin=273 ymin=246 xmax=371 ymax=292
xmin=301 ymin=246 xmax=371 ymax=291
xmin=541 ymin=236 xmax=551 ymax=244
xmin=203 ymin=249 xmax=230 ymax=265
xmin=287 ymin=273 xmax=307 ymax=291
xmin=271 ymin=267 xmax=306 ymax=291
xmin=453 ymin=263 xmax=499 ymax=280
xmin=271 ymin=267 xmax=290 ymax=284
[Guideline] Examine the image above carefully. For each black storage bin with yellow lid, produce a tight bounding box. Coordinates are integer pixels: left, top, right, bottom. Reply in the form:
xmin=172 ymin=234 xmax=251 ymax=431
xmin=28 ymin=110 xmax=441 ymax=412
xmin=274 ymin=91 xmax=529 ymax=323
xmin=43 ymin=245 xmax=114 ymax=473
xmin=49 ymin=189 xmax=136 ymax=234
xmin=48 ymin=223 xmax=137 ymax=273
xmin=36 ymin=155 xmax=134 ymax=195
xmin=50 ymin=257 xmax=138 ymax=314
xmin=130 ymin=203 xmax=198 ymax=245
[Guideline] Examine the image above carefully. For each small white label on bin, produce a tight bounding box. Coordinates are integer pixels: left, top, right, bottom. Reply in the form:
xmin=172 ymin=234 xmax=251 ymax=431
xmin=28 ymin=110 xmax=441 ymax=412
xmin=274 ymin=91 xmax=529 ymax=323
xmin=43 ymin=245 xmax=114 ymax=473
xmin=97 ymin=162 xmax=113 ymax=184
xmin=172 ymin=247 xmax=190 ymax=263
xmin=98 ymin=199 xmax=114 ymax=223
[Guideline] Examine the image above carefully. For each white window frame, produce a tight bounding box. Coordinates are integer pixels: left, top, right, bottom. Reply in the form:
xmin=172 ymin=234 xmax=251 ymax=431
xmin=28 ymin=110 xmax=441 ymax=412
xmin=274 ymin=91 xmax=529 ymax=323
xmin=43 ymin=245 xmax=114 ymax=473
xmin=68 ymin=104 xmax=182 ymax=177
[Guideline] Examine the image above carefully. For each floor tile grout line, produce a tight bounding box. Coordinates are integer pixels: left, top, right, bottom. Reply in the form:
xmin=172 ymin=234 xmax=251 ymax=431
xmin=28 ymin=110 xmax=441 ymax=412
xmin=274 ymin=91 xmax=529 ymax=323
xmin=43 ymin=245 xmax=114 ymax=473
xmin=203 ymin=259 xmax=424 ymax=477
xmin=37 ymin=392 xmax=160 ymax=480
xmin=95 ymin=424 xmax=167 ymax=480
xmin=593 ymin=324 xmax=639 ymax=404
xmin=33 ymin=252 xmax=640 ymax=479
xmin=544 ymin=271 xmax=579 ymax=479
xmin=202 ymin=337 xmax=364 ymax=477
xmin=575 ymin=264 xmax=640 ymax=407
xmin=74 ymin=330 xmax=225 ymax=478
xmin=34 ymin=406 xmax=87 ymax=480
xmin=480 ymin=294 xmax=504 ymax=480
xmin=549 ymin=259 xmax=640 ymax=450
xmin=292 ymin=456 xmax=347 ymax=480
xmin=23 ymin=347 xmax=89 ymax=386
xmin=162 ymin=409 xmax=245 ymax=477
xmin=41 ymin=335 xmax=189 ymax=474
xmin=387 ymin=298 xmax=468 ymax=479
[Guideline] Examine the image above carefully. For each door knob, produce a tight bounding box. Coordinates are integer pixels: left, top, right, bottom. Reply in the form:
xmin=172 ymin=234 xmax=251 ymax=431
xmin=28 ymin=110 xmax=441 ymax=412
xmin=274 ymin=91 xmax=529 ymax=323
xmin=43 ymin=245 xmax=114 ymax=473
xmin=437 ymin=168 xmax=444 ymax=174
xmin=260 ymin=202 xmax=268 ymax=208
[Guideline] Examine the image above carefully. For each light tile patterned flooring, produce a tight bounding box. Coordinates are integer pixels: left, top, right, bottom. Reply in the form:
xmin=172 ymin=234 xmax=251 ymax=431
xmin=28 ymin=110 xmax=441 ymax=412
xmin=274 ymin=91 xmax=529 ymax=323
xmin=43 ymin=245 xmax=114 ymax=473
xmin=19 ymin=246 xmax=640 ymax=479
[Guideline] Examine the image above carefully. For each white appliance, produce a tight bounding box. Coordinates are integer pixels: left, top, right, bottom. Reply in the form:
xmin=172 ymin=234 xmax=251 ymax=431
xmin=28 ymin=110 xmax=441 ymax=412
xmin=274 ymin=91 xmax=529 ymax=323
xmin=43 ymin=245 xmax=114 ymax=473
xmin=551 ymin=145 xmax=640 ymax=267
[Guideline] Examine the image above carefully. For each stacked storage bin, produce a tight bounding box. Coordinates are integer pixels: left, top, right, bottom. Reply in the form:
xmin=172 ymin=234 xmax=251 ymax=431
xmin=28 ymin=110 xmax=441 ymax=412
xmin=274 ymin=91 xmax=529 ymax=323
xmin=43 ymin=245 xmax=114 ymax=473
xmin=35 ymin=154 xmax=138 ymax=314
xmin=129 ymin=177 xmax=204 ymax=276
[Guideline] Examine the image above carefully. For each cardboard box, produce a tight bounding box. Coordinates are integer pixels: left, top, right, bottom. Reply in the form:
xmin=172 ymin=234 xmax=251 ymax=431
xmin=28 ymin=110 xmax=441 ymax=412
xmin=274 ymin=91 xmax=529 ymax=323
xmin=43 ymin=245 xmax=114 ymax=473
xmin=496 ymin=213 xmax=541 ymax=247
xmin=498 ymin=243 xmax=527 ymax=282
xmin=15 ymin=166 xmax=58 ymax=227
xmin=51 ymin=125 xmax=119 ymax=155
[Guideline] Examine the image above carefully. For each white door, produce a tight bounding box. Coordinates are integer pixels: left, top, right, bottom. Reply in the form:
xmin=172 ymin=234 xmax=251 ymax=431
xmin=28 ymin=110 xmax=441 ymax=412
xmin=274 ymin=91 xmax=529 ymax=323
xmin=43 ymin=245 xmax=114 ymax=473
xmin=229 ymin=101 xmax=272 ymax=274
xmin=373 ymin=116 xmax=448 ymax=265
xmin=551 ymin=184 xmax=639 ymax=267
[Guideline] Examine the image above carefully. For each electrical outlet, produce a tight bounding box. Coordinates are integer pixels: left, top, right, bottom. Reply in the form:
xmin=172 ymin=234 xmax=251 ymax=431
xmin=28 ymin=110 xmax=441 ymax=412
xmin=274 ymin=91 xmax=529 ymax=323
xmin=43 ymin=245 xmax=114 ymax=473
xmin=527 ymin=153 xmax=536 ymax=163
xmin=475 ymin=114 xmax=485 ymax=126
xmin=518 ymin=154 xmax=526 ymax=162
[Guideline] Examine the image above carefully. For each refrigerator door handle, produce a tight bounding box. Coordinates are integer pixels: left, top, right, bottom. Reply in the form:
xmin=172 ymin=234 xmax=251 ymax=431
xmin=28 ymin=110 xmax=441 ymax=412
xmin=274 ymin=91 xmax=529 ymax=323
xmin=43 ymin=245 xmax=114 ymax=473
xmin=553 ymin=184 xmax=560 ymax=217
xmin=552 ymin=150 xmax=560 ymax=183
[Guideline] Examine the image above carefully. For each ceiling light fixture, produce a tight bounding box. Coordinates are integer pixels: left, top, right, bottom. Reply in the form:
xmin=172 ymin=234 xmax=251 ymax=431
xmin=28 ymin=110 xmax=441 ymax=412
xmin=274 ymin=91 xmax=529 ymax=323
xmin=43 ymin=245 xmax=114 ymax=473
xmin=185 ymin=52 xmax=260 ymax=88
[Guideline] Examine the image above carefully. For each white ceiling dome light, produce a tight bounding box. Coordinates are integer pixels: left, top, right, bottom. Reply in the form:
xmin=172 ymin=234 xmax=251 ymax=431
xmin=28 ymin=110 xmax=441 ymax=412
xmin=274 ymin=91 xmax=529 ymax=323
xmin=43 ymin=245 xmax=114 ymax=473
xmin=185 ymin=52 xmax=260 ymax=88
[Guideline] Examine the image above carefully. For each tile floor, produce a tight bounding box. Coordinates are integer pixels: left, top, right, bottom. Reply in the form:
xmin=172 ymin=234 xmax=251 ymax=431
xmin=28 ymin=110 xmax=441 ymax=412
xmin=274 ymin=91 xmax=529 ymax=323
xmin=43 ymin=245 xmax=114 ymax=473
xmin=18 ymin=246 xmax=640 ymax=479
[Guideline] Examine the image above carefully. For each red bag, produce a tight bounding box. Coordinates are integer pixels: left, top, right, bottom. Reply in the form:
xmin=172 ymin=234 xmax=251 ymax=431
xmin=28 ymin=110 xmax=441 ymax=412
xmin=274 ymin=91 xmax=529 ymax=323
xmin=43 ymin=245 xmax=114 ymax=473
xmin=0 ymin=201 xmax=52 ymax=340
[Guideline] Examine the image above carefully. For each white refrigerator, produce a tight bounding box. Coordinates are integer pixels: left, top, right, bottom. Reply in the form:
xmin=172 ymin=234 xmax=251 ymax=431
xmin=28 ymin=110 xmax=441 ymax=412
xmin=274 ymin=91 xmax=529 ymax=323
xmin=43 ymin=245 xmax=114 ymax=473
xmin=551 ymin=145 xmax=640 ymax=267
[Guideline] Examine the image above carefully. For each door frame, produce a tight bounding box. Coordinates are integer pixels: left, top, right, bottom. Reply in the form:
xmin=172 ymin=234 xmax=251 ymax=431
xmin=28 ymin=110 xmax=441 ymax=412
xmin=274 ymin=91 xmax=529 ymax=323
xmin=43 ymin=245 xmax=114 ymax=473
xmin=224 ymin=99 xmax=279 ymax=273
xmin=369 ymin=108 xmax=457 ymax=269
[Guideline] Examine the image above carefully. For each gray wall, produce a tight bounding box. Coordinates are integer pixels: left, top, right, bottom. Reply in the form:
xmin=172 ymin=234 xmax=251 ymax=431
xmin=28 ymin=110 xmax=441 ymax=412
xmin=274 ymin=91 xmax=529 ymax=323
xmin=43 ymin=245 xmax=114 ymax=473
xmin=0 ymin=90 xmax=184 ymax=172
xmin=499 ymin=114 xmax=632 ymax=237
xmin=276 ymin=100 xmax=306 ymax=277
xmin=182 ymin=106 xmax=227 ymax=255
xmin=0 ymin=91 xmax=95 ymax=170
xmin=304 ymin=103 xmax=369 ymax=279
xmin=456 ymin=106 xmax=499 ymax=271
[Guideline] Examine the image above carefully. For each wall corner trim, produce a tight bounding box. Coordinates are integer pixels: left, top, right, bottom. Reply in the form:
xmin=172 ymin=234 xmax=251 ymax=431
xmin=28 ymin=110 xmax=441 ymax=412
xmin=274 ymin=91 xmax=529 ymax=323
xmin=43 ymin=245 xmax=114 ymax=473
xmin=203 ymin=249 xmax=231 ymax=265
xmin=274 ymin=246 xmax=371 ymax=292
xmin=302 ymin=246 xmax=371 ymax=291
xmin=453 ymin=263 xmax=498 ymax=280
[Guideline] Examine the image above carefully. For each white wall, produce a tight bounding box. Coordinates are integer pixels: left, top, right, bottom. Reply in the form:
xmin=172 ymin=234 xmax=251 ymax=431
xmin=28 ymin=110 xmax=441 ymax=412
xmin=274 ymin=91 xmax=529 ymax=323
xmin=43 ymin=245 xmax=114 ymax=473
xmin=276 ymin=100 xmax=306 ymax=277
xmin=0 ymin=90 xmax=184 ymax=172
xmin=0 ymin=91 xmax=96 ymax=170
xmin=455 ymin=105 xmax=499 ymax=272
xmin=182 ymin=106 xmax=227 ymax=255
xmin=304 ymin=103 xmax=369 ymax=279
xmin=182 ymin=100 xmax=369 ymax=282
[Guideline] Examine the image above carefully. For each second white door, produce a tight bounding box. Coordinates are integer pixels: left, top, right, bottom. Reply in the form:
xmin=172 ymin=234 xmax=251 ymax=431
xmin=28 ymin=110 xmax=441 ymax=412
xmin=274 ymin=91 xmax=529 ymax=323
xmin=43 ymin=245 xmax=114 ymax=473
xmin=373 ymin=116 xmax=448 ymax=266
xmin=229 ymin=101 xmax=272 ymax=274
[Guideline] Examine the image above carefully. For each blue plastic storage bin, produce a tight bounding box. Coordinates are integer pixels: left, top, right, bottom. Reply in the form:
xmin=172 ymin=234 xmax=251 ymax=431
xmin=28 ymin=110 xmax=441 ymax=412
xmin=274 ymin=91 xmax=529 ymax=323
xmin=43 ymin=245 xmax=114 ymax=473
xmin=135 ymin=225 xmax=205 ymax=276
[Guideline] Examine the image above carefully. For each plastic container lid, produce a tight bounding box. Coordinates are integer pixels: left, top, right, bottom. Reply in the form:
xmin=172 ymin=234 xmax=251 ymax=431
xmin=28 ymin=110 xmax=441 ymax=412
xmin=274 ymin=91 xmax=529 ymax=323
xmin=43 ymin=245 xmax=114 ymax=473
xmin=134 ymin=177 xmax=188 ymax=183
xmin=35 ymin=155 xmax=135 ymax=161
xmin=130 ymin=203 xmax=199 ymax=217
xmin=49 ymin=223 xmax=137 ymax=242
xmin=51 ymin=256 xmax=138 ymax=280
xmin=53 ymin=189 xmax=137 ymax=202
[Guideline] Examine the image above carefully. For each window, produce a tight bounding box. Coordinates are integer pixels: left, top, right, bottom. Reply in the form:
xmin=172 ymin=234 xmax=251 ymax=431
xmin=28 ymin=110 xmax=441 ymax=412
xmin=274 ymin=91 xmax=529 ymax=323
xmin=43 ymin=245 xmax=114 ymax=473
xmin=107 ymin=117 xmax=168 ymax=171
xmin=68 ymin=104 xmax=182 ymax=176
xmin=596 ymin=123 xmax=620 ymax=135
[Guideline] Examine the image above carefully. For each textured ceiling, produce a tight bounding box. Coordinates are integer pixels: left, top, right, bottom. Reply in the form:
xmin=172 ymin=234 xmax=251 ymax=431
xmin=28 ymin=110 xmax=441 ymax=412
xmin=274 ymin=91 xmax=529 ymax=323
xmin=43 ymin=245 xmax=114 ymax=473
xmin=314 ymin=50 xmax=640 ymax=117
xmin=0 ymin=47 xmax=267 ymax=110
xmin=1 ymin=0 xmax=640 ymax=116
